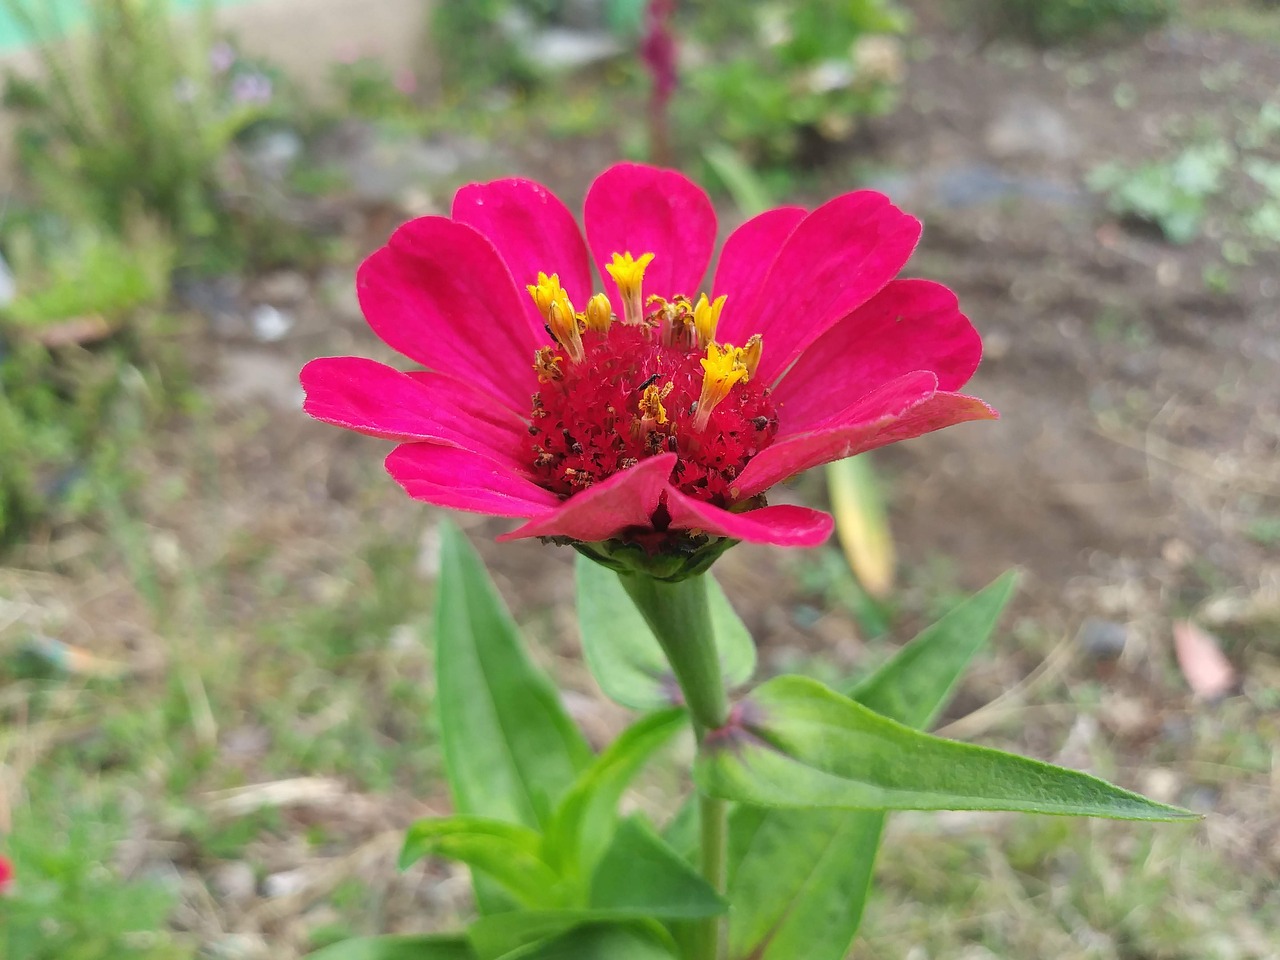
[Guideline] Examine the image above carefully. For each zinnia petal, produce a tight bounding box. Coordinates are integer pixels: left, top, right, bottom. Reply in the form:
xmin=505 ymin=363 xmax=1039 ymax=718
xmin=358 ymin=217 xmax=541 ymax=413
xmin=774 ymin=279 xmax=983 ymax=434
xmin=387 ymin=443 xmax=560 ymax=517
xmin=301 ymin=357 xmax=529 ymax=470
xmin=584 ymin=163 xmax=717 ymax=306
xmin=712 ymin=205 xmax=806 ymax=326
xmin=717 ymin=191 xmax=921 ymax=384
xmin=734 ymin=372 xmax=997 ymax=498
xmin=452 ymin=178 xmax=593 ymax=333
xmin=663 ymin=492 xmax=834 ymax=547
xmin=499 ymin=454 xmax=676 ymax=542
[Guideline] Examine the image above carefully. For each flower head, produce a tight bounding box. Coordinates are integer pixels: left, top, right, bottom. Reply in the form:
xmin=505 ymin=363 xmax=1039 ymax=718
xmin=0 ymin=854 xmax=13 ymax=894
xmin=302 ymin=164 xmax=995 ymax=577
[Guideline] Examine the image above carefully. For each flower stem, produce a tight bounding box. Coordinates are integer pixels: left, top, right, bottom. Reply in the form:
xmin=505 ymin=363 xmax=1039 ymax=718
xmin=618 ymin=572 xmax=729 ymax=960
xmin=617 ymin=572 xmax=729 ymax=731
xmin=696 ymin=791 xmax=728 ymax=960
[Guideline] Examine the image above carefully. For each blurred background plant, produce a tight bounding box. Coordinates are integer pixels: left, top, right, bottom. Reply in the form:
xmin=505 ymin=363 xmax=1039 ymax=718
xmin=961 ymin=0 xmax=1175 ymax=45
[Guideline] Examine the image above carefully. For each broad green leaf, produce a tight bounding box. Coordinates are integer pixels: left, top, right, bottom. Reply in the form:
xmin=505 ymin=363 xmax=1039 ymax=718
xmin=828 ymin=456 xmax=895 ymax=599
xmin=470 ymin=911 xmax=675 ymax=960
xmin=727 ymin=573 xmax=1018 ymax=960
xmin=307 ymin=934 xmax=474 ymax=960
xmin=496 ymin=922 xmax=678 ymax=960
xmin=545 ymin=708 xmax=686 ymax=878
xmin=436 ymin=522 xmax=591 ymax=831
xmin=700 ymin=674 xmax=1196 ymax=820
xmin=588 ymin=817 xmax=727 ymax=919
xmin=575 ymin=556 xmax=755 ymax=710
xmin=399 ymin=817 xmax=565 ymax=909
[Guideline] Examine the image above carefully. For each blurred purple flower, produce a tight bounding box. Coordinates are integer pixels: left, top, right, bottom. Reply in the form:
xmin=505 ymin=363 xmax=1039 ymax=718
xmin=210 ymin=41 xmax=236 ymax=75
xmin=641 ymin=0 xmax=677 ymax=105
xmin=231 ymin=71 xmax=273 ymax=105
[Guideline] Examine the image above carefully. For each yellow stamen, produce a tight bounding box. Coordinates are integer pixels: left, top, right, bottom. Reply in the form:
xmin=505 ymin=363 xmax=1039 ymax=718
xmin=694 ymin=342 xmax=753 ymax=432
xmin=740 ymin=333 xmax=763 ymax=379
xmin=584 ymin=292 xmax=613 ymax=333
xmin=547 ymin=300 xmax=584 ymax=363
xmin=638 ymin=382 xmax=672 ymax=426
xmin=527 ymin=272 xmax=569 ymax=320
xmin=692 ymin=294 xmax=727 ymax=348
xmin=533 ymin=346 xmax=564 ymax=382
xmin=605 ymin=251 xmax=655 ymax=326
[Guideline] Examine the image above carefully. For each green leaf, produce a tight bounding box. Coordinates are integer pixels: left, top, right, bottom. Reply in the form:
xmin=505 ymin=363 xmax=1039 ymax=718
xmin=544 ymin=709 xmax=686 ymax=878
xmin=588 ymin=817 xmax=727 ymax=919
xmin=399 ymin=817 xmax=565 ymax=909
xmin=726 ymin=573 xmax=1018 ymax=960
xmin=702 ymin=142 xmax=774 ymax=217
xmin=700 ymin=674 xmax=1197 ymax=820
xmin=495 ymin=922 xmax=678 ymax=960
xmin=307 ymin=934 xmax=474 ymax=960
xmin=436 ymin=521 xmax=592 ymax=831
xmin=470 ymin=912 xmax=675 ymax=960
xmin=575 ymin=556 xmax=754 ymax=711
xmin=847 ymin=571 xmax=1019 ymax=728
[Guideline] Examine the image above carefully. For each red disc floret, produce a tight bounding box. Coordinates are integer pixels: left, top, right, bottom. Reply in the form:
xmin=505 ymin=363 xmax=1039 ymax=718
xmin=529 ymin=323 xmax=778 ymax=507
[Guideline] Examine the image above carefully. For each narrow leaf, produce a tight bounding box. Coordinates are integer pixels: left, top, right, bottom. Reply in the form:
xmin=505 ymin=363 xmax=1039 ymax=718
xmin=575 ymin=556 xmax=754 ymax=710
xmin=848 ymin=570 xmax=1019 ymax=726
xmin=701 ymin=675 xmax=1197 ymax=820
xmin=545 ymin=708 xmax=686 ymax=878
xmin=828 ymin=456 xmax=896 ymax=599
xmin=470 ymin=911 xmax=674 ymax=960
xmin=307 ymin=935 xmax=474 ymax=960
xmin=495 ymin=922 xmax=678 ymax=960
xmin=399 ymin=817 xmax=565 ymax=909
xmin=436 ymin=521 xmax=592 ymax=831
xmin=727 ymin=573 xmax=1018 ymax=960
xmin=588 ymin=817 xmax=727 ymax=919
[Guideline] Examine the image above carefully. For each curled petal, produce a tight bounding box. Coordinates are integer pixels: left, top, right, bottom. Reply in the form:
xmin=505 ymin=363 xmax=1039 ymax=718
xmin=734 ymin=373 xmax=998 ymax=499
xmin=584 ymin=163 xmax=717 ymax=308
xmin=718 ymin=191 xmax=921 ymax=385
xmin=499 ymin=454 xmax=677 ymax=542
xmin=302 ymin=357 xmax=528 ymax=469
xmin=664 ymin=491 xmax=834 ymax=547
xmin=387 ymin=443 xmax=559 ymax=517
xmin=358 ymin=217 xmax=542 ymax=414
xmin=452 ymin=178 xmax=593 ymax=334
xmin=712 ymin=205 xmax=806 ymax=330
xmin=775 ymin=279 xmax=984 ymax=434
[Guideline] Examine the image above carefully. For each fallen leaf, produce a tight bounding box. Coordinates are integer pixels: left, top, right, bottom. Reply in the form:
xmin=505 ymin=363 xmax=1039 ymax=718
xmin=1173 ymin=620 xmax=1236 ymax=700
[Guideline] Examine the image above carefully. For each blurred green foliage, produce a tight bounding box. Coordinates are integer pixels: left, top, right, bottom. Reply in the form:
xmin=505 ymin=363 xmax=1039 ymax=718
xmin=964 ymin=0 xmax=1175 ymax=45
xmin=1088 ymin=141 xmax=1233 ymax=243
xmin=0 ymin=776 xmax=194 ymax=960
xmin=676 ymin=1 xmax=907 ymax=170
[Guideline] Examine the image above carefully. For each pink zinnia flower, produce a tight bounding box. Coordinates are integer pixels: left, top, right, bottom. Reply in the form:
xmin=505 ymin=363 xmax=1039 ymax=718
xmin=0 ymin=854 xmax=13 ymax=893
xmin=301 ymin=163 xmax=994 ymax=571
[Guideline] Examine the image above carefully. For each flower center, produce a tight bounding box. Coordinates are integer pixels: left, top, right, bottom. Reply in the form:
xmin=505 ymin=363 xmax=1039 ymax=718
xmin=526 ymin=256 xmax=778 ymax=509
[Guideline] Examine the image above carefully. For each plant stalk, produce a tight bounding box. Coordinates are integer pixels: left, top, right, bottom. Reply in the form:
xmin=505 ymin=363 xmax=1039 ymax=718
xmin=618 ymin=572 xmax=730 ymax=959
xmin=617 ymin=573 xmax=729 ymax=732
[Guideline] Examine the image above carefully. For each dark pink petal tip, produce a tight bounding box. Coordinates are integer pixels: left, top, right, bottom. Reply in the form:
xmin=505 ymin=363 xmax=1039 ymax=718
xmin=665 ymin=493 xmax=835 ymax=547
xmin=499 ymin=454 xmax=678 ymax=543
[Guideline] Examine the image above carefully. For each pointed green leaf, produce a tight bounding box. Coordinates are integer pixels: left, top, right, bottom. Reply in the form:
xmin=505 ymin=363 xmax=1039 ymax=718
xmin=545 ymin=708 xmax=686 ymax=878
xmin=495 ymin=922 xmax=678 ymax=960
xmin=470 ymin=911 xmax=675 ymax=960
xmin=307 ymin=934 xmax=474 ymax=959
xmin=701 ymin=674 xmax=1196 ymax=820
xmin=399 ymin=817 xmax=565 ymax=909
xmin=436 ymin=521 xmax=591 ymax=831
xmin=727 ymin=573 xmax=1019 ymax=960
xmin=588 ymin=817 xmax=727 ymax=919
xmin=575 ymin=556 xmax=754 ymax=710
xmin=847 ymin=571 xmax=1019 ymax=727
